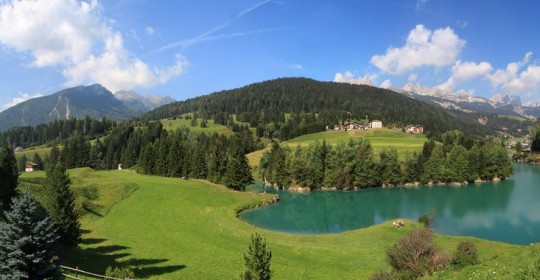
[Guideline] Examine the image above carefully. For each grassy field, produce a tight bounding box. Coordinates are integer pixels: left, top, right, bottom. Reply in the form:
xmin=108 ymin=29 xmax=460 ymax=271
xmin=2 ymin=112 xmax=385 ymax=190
xmin=15 ymin=145 xmax=52 ymax=160
xmin=19 ymin=169 xmax=532 ymax=279
xmin=160 ymin=118 xmax=231 ymax=134
xmin=247 ymin=128 xmax=427 ymax=168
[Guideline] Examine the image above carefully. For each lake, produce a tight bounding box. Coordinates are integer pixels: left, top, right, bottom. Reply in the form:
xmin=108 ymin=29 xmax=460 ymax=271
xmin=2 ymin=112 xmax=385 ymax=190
xmin=240 ymin=163 xmax=540 ymax=245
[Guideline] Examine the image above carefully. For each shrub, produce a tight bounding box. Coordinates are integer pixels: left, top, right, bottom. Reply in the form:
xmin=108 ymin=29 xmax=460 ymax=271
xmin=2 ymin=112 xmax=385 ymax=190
xmin=418 ymin=209 xmax=437 ymax=228
xmin=386 ymin=229 xmax=437 ymax=278
xmin=452 ymin=241 xmax=479 ymax=268
xmin=431 ymin=250 xmax=450 ymax=272
xmin=105 ymin=266 xmax=135 ymax=278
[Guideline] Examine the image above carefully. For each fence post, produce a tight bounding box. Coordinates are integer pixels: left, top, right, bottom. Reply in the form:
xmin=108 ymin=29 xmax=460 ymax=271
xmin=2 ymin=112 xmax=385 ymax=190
xmin=75 ymin=266 xmax=79 ymax=277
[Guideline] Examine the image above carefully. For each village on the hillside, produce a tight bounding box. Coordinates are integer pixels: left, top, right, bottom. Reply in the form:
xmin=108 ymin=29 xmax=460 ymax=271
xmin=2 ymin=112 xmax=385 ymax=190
xmin=329 ymin=119 xmax=424 ymax=134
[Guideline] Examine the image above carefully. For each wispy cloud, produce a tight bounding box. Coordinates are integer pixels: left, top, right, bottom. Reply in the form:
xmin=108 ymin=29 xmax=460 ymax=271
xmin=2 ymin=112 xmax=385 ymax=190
xmin=151 ymin=28 xmax=287 ymax=54
xmin=3 ymin=92 xmax=43 ymax=110
xmin=150 ymin=0 xmax=274 ymax=54
xmin=416 ymin=0 xmax=428 ymax=9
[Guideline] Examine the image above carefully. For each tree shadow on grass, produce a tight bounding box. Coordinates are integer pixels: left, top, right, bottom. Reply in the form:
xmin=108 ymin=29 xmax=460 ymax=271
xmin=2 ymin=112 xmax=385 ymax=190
xmin=64 ymin=232 xmax=186 ymax=278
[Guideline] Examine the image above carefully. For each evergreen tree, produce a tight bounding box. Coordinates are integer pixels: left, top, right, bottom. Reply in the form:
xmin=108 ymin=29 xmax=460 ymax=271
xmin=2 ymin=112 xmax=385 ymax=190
xmin=44 ymin=163 xmax=81 ymax=248
xmin=33 ymin=153 xmax=44 ymax=171
xmin=224 ymin=148 xmax=253 ymax=191
xmin=446 ymin=145 xmax=470 ymax=182
xmin=0 ymin=192 xmax=61 ymax=279
xmin=378 ymin=148 xmax=402 ymax=186
xmin=0 ymin=147 xmax=18 ymax=211
xmin=240 ymin=233 xmax=272 ymax=280
xmin=352 ymin=139 xmax=379 ymax=188
xmin=17 ymin=154 xmax=28 ymax=172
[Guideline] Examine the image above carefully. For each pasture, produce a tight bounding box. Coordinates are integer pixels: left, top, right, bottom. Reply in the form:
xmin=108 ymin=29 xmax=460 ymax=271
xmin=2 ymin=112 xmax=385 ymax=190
xmin=19 ymin=169 xmax=530 ymax=279
xmin=248 ymin=128 xmax=427 ymax=168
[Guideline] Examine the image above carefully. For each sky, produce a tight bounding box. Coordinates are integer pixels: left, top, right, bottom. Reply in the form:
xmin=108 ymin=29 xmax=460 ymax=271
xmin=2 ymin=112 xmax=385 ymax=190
xmin=1 ymin=0 xmax=540 ymax=110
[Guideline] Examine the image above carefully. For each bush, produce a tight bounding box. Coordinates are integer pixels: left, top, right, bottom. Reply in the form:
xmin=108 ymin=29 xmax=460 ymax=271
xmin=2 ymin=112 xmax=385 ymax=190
xmin=431 ymin=250 xmax=450 ymax=272
xmin=105 ymin=265 xmax=135 ymax=278
xmin=418 ymin=209 xmax=437 ymax=228
xmin=452 ymin=241 xmax=479 ymax=268
xmin=386 ymin=229 xmax=437 ymax=278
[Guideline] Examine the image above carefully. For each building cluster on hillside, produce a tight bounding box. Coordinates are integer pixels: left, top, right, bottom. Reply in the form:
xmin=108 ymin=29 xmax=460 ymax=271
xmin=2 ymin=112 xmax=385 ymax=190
xmin=405 ymin=125 xmax=424 ymax=134
xmin=506 ymin=137 xmax=532 ymax=151
xmin=331 ymin=120 xmax=383 ymax=131
xmin=328 ymin=120 xmax=424 ymax=134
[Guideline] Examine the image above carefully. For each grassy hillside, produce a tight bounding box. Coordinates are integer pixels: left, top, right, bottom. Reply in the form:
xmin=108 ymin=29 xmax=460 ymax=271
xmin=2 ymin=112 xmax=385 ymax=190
xmin=247 ymin=128 xmax=427 ymax=168
xmin=160 ymin=118 xmax=231 ymax=134
xmin=15 ymin=145 xmax=52 ymax=161
xmin=19 ymin=169 xmax=531 ymax=279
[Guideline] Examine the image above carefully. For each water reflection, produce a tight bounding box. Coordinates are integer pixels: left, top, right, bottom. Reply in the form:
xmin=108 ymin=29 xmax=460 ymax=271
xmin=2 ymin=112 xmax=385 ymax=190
xmin=240 ymin=164 xmax=540 ymax=244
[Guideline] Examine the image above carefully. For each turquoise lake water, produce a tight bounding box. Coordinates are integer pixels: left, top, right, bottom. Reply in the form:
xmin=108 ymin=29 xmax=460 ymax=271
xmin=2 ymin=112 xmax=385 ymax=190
xmin=240 ymin=163 xmax=540 ymax=245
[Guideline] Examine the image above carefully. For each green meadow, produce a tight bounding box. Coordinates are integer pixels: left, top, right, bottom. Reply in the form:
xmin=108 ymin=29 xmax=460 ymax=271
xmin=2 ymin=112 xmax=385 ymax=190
xmin=15 ymin=145 xmax=52 ymax=160
xmin=160 ymin=118 xmax=231 ymax=134
xmin=19 ymin=169 xmax=533 ymax=279
xmin=248 ymin=128 xmax=427 ymax=168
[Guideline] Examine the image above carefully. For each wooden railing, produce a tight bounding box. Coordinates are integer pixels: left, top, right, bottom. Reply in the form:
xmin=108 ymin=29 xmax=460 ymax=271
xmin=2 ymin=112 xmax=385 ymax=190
xmin=61 ymin=265 xmax=133 ymax=280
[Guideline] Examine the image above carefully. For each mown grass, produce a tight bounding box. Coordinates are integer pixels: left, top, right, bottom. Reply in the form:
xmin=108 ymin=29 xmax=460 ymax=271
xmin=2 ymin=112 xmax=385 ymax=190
xmin=160 ymin=118 xmax=231 ymax=134
xmin=248 ymin=128 xmax=427 ymax=168
xmin=19 ymin=169 xmax=530 ymax=279
xmin=15 ymin=145 xmax=52 ymax=160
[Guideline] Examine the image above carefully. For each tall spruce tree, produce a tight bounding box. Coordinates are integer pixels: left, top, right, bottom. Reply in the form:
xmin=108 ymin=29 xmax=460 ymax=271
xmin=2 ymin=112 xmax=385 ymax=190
xmin=224 ymin=148 xmax=253 ymax=191
xmin=240 ymin=233 xmax=272 ymax=280
xmin=44 ymin=163 xmax=81 ymax=248
xmin=0 ymin=146 xmax=19 ymax=211
xmin=0 ymin=192 xmax=61 ymax=278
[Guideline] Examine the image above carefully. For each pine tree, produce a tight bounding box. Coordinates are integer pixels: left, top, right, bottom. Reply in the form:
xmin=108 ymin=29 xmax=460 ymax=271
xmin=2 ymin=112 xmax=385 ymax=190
xmin=44 ymin=163 xmax=81 ymax=248
xmin=0 ymin=192 xmax=61 ymax=278
xmin=240 ymin=233 xmax=272 ymax=280
xmin=224 ymin=148 xmax=253 ymax=191
xmin=16 ymin=154 xmax=28 ymax=172
xmin=0 ymin=146 xmax=18 ymax=211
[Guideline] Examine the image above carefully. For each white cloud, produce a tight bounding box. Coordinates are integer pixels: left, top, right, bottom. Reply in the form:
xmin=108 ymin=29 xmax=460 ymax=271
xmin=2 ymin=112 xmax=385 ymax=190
xmin=487 ymin=52 xmax=540 ymax=96
xmin=145 ymin=26 xmax=155 ymax=35
xmin=408 ymin=73 xmax=418 ymax=82
xmin=0 ymin=0 xmax=185 ymax=91
xmin=379 ymin=79 xmax=392 ymax=89
xmin=3 ymin=92 xmax=43 ymax=109
xmin=371 ymin=24 xmax=465 ymax=75
xmin=334 ymin=71 xmax=377 ymax=86
xmin=439 ymin=60 xmax=492 ymax=90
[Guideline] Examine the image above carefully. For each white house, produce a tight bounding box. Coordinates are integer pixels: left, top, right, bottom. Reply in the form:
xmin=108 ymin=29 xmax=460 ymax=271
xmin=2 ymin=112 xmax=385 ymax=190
xmin=370 ymin=120 xmax=383 ymax=129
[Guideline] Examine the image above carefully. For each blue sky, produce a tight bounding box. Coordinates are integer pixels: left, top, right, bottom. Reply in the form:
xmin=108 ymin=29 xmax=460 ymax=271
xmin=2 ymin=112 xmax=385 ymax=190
xmin=1 ymin=0 xmax=540 ymax=110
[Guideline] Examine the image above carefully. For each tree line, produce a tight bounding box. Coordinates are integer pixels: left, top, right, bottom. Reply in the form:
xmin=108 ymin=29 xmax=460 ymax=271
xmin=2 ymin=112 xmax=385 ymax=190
xmin=0 ymin=116 xmax=116 ymax=148
xmin=260 ymin=130 xmax=512 ymax=190
xmin=37 ymin=121 xmax=258 ymax=191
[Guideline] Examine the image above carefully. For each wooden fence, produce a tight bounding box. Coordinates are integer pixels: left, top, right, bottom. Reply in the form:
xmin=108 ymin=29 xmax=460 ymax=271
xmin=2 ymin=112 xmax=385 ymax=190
xmin=61 ymin=265 xmax=133 ymax=280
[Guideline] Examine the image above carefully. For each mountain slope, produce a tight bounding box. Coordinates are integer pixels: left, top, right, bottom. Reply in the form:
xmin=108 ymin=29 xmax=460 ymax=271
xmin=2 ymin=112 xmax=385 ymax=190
xmin=145 ymin=77 xmax=490 ymax=137
xmin=0 ymin=84 xmax=135 ymax=131
xmin=114 ymin=90 xmax=175 ymax=114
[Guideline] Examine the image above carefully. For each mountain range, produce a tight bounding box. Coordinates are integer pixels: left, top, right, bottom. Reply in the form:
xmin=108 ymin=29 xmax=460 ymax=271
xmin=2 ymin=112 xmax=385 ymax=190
xmin=394 ymin=83 xmax=540 ymax=121
xmin=0 ymin=84 xmax=174 ymax=131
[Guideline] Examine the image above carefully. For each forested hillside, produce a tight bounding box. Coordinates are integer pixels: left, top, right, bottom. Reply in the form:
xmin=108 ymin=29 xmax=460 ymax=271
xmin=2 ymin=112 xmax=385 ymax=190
xmin=145 ymin=78 xmax=490 ymax=139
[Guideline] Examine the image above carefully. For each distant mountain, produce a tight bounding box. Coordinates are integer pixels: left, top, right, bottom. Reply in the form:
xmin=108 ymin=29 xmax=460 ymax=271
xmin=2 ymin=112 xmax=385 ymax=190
xmin=0 ymin=85 xmax=157 ymax=131
xmin=114 ymin=90 xmax=175 ymax=114
xmin=395 ymin=83 xmax=539 ymax=120
xmin=145 ymin=77 xmax=491 ymax=137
